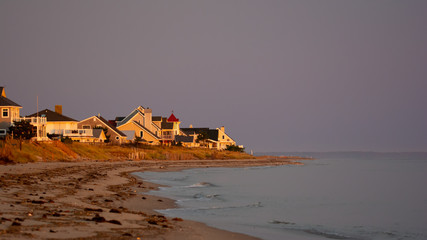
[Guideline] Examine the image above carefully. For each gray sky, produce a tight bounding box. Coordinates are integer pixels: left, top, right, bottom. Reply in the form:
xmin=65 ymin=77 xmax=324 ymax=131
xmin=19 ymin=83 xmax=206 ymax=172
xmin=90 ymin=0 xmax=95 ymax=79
xmin=1 ymin=0 xmax=426 ymax=152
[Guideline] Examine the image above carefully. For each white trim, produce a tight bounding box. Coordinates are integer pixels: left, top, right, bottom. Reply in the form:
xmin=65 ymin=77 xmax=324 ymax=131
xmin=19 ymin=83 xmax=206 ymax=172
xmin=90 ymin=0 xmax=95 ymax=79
xmin=2 ymin=108 xmax=9 ymax=118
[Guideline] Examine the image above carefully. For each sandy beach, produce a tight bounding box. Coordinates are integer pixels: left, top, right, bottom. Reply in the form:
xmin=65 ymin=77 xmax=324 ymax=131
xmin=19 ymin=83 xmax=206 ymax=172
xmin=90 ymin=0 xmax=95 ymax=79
xmin=0 ymin=158 xmax=301 ymax=239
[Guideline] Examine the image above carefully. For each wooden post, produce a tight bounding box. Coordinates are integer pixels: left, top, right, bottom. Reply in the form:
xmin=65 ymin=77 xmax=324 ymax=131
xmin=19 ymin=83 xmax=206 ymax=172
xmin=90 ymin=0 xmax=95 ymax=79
xmin=19 ymin=136 xmax=22 ymax=151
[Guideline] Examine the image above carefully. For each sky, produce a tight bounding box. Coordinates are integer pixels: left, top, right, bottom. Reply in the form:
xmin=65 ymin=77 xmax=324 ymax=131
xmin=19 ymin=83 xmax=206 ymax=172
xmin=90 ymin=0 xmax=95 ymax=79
xmin=1 ymin=0 xmax=426 ymax=152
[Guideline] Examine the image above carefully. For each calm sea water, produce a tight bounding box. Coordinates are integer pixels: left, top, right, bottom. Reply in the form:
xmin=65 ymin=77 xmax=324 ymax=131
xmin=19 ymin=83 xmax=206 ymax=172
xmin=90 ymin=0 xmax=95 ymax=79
xmin=135 ymin=152 xmax=427 ymax=240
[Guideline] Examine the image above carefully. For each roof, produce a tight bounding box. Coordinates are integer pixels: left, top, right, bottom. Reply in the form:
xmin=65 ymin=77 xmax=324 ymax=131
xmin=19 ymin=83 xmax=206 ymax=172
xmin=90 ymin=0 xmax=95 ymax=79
xmin=175 ymin=135 xmax=194 ymax=143
xmin=180 ymin=128 xmax=210 ymax=135
xmin=0 ymin=87 xmax=21 ymax=107
xmin=115 ymin=117 xmax=125 ymax=122
xmin=27 ymin=109 xmax=77 ymax=122
xmin=180 ymin=128 xmax=220 ymax=141
xmin=0 ymin=96 xmax=22 ymax=107
xmin=161 ymin=121 xmax=174 ymax=130
xmin=132 ymin=121 xmax=160 ymax=139
xmin=96 ymin=116 xmax=127 ymax=137
xmin=167 ymin=113 xmax=179 ymax=122
xmin=92 ymin=129 xmax=104 ymax=138
xmin=152 ymin=116 xmax=162 ymax=121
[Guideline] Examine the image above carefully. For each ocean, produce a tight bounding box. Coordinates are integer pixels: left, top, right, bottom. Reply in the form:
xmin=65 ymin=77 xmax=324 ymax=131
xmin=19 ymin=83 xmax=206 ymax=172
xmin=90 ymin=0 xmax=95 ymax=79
xmin=135 ymin=152 xmax=427 ymax=240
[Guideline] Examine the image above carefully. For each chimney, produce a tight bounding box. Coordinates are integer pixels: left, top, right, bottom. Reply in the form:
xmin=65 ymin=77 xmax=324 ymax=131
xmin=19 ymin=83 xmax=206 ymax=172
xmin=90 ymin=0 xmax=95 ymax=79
xmin=55 ymin=105 xmax=63 ymax=115
xmin=144 ymin=108 xmax=153 ymax=131
xmin=189 ymin=124 xmax=193 ymax=128
xmin=220 ymin=126 xmax=225 ymax=132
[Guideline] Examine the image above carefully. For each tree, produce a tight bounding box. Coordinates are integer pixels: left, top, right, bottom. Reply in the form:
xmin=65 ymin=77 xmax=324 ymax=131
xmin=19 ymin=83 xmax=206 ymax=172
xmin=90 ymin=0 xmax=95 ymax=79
xmin=9 ymin=121 xmax=36 ymax=140
xmin=225 ymin=145 xmax=245 ymax=152
xmin=196 ymin=131 xmax=209 ymax=147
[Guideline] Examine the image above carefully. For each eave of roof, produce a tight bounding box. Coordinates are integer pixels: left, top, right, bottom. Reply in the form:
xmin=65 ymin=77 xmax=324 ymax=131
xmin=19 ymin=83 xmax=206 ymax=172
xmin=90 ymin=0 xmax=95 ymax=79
xmin=0 ymin=96 xmax=22 ymax=107
xmin=27 ymin=109 xmax=77 ymax=122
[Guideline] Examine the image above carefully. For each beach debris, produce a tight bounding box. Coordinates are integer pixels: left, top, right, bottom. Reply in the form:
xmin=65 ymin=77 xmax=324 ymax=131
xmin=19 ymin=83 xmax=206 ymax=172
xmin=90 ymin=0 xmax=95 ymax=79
xmin=31 ymin=200 xmax=46 ymax=204
xmin=104 ymin=199 xmax=113 ymax=202
xmin=52 ymin=212 xmax=62 ymax=217
xmin=109 ymin=208 xmax=121 ymax=214
xmin=146 ymin=215 xmax=168 ymax=225
xmin=107 ymin=220 xmax=122 ymax=225
xmin=172 ymin=217 xmax=183 ymax=221
xmin=11 ymin=221 xmax=21 ymax=226
xmin=142 ymin=196 xmax=146 ymax=200
xmin=84 ymin=207 xmax=103 ymax=212
xmin=90 ymin=214 xmax=106 ymax=223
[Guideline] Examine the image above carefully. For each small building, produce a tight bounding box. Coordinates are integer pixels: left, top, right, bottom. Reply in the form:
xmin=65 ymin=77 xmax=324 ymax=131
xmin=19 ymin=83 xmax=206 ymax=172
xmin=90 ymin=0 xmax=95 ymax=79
xmin=78 ymin=115 xmax=127 ymax=144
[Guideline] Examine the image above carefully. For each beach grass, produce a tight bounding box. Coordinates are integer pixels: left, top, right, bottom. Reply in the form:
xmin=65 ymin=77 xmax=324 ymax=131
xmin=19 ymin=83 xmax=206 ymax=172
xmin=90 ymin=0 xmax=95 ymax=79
xmin=0 ymin=139 xmax=255 ymax=163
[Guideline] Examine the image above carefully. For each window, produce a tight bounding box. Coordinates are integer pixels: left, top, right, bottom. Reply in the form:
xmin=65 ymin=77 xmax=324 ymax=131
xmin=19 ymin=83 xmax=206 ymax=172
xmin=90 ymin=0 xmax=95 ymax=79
xmin=82 ymin=125 xmax=91 ymax=129
xmin=115 ymin=136 xmax=119 ymax=140
xmin=2 ymin=108 xmax=8 ymax=118
xmin=222 ymin=135 xmax=225 ymax=139
xmin=140 ymin=131 xmax=143 ymax=137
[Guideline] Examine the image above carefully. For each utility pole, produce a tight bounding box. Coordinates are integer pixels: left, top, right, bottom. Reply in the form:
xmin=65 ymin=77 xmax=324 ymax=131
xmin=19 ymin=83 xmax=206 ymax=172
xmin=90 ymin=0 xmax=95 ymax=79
xmin=36 ymin=96 xmax=39 ymax=140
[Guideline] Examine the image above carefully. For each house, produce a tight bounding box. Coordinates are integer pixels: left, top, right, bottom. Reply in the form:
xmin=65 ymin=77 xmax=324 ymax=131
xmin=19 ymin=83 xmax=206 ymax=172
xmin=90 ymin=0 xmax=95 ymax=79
xmin=78 ymin=115 xmax=127 ymax=144
xmin=27 ymin=106 xmax=78 ymax=136
xmin=181 ymin=126 xmax=236 ymax=150
xmin=116 ymin=106 xmax=161 ymax=144
xmin=0 ymin=87 xmax=22 ymax=136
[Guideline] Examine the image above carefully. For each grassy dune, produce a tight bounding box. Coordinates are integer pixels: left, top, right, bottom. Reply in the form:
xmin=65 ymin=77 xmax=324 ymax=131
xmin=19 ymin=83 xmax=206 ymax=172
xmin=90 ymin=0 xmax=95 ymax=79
xmin=0 ymin=139 xmax=255 ymax=163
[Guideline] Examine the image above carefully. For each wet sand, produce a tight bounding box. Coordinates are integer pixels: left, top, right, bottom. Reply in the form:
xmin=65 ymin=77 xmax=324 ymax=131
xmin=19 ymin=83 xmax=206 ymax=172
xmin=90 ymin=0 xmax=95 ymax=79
xmin=0 ymin=158 xmax=301 ymax=239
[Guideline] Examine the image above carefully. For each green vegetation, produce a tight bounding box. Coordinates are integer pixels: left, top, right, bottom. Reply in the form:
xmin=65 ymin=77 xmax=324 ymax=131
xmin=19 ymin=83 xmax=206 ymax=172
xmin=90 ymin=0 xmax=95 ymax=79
xmin=225 ymin=145 xmax=245 ymax=152
xmin=0 ymin=139 xmax=255 ymax=164
xmin=9 ymin=121 xmax=36 ymax=140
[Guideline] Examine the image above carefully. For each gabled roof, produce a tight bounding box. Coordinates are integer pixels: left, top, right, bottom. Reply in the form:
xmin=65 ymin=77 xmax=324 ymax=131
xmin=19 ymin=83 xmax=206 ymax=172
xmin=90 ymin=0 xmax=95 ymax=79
xmin=0 ymin=96 xmax=22 ymax=107
xmin=27 ymin=109 xmax=77 ymax=122
xmin=79 ymin=115 xmax=127 ymax=137
xmin=132 ymin=121 xmax=160 ymax=139
xmin=97 ymin=116 xmax=127 ymax=137
xmin=167 ymin=113 xmax=179 ymax=122
xmin=92 ymin=129 xmax=105 ymax=139
xmin=0 ymin=87 xmax=21 ymax=107
xmin=116 ymin=107 xmax=146 ymax=127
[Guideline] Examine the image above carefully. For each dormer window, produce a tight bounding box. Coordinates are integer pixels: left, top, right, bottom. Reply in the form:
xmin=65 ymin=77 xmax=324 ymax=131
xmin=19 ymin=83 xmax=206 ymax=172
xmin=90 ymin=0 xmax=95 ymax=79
xmin=2 ymin=108 xmax=8 ymax=118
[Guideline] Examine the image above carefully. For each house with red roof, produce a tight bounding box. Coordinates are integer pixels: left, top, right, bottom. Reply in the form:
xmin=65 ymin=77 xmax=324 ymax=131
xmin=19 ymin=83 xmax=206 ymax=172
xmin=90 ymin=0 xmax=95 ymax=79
xmin=158 ymin=112 xmax=182 ymax=145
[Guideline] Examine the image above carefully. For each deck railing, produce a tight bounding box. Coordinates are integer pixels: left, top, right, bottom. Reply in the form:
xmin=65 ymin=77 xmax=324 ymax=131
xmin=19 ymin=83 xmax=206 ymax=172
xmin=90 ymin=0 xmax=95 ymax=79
xmin=16 ymin=117 xmax=47 ymax=125
xmin=63 ymin=129 xmax=93 ymax=137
